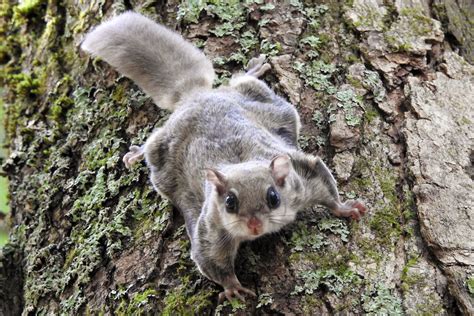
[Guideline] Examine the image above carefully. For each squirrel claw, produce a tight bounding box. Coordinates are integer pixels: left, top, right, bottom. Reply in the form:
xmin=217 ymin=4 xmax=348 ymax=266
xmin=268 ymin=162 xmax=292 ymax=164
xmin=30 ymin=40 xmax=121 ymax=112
xmin=247 ymin=54 xmax=266 ymax=69
xmin=218 ymin=285 xmax=256 ymax=303
xmin=246 ymin=54 xmax=271 ymax=78
xmin=123 ymin=145 xmax=144 ymax=169
xmin=332 ymin=200 xmax=367 ymax=221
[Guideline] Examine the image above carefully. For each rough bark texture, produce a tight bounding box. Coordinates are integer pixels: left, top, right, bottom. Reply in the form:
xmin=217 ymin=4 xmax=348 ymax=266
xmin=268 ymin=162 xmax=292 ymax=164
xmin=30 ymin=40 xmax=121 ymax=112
xmin=0 ymin=0 xmax=473 ymax=315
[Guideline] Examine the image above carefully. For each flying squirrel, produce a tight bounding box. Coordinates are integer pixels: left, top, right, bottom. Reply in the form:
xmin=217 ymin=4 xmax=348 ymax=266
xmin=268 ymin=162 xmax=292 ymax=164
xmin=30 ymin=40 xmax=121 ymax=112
xmin=81 ymin=12 xmax=367 ymax=302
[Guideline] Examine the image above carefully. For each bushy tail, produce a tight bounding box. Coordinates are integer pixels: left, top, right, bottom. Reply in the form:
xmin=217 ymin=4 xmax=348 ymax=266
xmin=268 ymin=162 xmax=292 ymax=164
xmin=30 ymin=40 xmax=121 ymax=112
xmin=81 ymin=12 xmax=215 ymax=111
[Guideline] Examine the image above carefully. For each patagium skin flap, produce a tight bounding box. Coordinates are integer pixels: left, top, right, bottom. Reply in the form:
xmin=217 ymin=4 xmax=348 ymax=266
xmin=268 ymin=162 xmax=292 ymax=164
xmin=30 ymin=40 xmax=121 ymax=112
xmin=81 ymin=11 xmax=367 ymax=302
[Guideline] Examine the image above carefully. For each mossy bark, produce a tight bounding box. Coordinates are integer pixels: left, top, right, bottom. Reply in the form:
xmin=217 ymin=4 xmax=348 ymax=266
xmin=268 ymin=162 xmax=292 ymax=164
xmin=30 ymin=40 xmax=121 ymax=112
xmin=0 ymin=0 xmax=472 ymax=315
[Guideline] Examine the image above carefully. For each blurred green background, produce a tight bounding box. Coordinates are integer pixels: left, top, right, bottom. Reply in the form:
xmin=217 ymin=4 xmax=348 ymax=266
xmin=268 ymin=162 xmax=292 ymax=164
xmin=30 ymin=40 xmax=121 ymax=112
xmin=0 ymin=88 xmax=9 ymax=247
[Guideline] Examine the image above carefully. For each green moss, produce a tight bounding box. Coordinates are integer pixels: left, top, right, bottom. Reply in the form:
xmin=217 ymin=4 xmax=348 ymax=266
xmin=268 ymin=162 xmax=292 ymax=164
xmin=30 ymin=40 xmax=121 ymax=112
xmin=48 ymin=95 xmax=74 ymax=122
xmin=81 ymin=132 xmax=123 ymax=170
xmin=0 ymin=0 xmax=169 ymax=313
xmin=350 ymin=157 xmax=411 ymax=250
xmin=399 ymin=8 xmax=432 ymax=27
xmin=11 ymin=78 xmax=165 ymax=312
xmin=414 ymin=294 xmax=444 ymax=315
xmin=357 ymin=237 xmax=383 ymax=263
xmin=351 ymin=172 xmax=372 ymax=190
xmin=14 ymin=0 xmax=43 ymax=15
xmin=362 ymin=70 xmax=385 ymax=103
xmin=111 ymin=85 xmax=126 ymax=103
xmin=318 ymin=218 xmax=350 ymax=242
xmin=303 ymin=4 xmax=329 ymax=30
xmin=162 ymin=272 xmax=215 ymax=315
xmin=292 ymin=267 xmax=361 ymax=297
xmin=301 ymin=295 xmax=324 ymax=314
xmin=369 ymin=205 xmax=402 ymax=246
xmin=294 ymin=60 xmax=337 ymax=94
xmin=133 ymin=192 xmax=171 ymax=238
xmin=334 ymin=87 xmax=364 ymax=126
xmin=346 ymin=3 xmax=387 ymax=32
xmin=300 ymin=35 xmax=323 ymax=50
xmin=398 ymin=43 xmax=413 ymax=53
xmin=260 ymin=39 xmax=282 ymax=56
xmin=384 ymin=7 xmax=439 ymax=53
xmin=115 ymin=288 xmax=158 ymax=316
xmin=239 ymin=30 xmax=258 ymax=53
xmin=297 ymin=134 xmax=312 ymax=150
xmin=373 ymin=169 xmax=415 ymax=247
xmin=0 ymin=94 xmax=9 ymax=218
xmin=215 ymin=299 xmax=246 ymax=315
xmin=400 ymin=255 xmax=421 ymax=293
xmin=401 ymin=186 xmax=416 ymax=222
xmin=344 ymin=54 xmax=360 ymax=64
xmin=211 ymin=21 xmax=244 ymax=37
xmin=4 ymin=72 xmax=41 ymax=97
xmin=12 ymin=0 xmax=46 ymax=27
xmin=63 ymin=248 xmax=78 ymax=269
xmin=179 ymin=1 xmax=261 ymax=68
xmin=312 ymin=110 xmax=325 ymax=127
xmin=158 ymin=226 xmax=216 ymax=314
xmin=290 ymin=235 xmax=361 ymax=304
xmin=256 ymin=293 xmax=273 ymax=308
xmin=317 ymin=250 xmax=358 ymax=272
xmin=364 ymin=107 xmax=379 ymax=124
xmin=432 ymin=3 xmax=448 ymax=29
xmin=467 ymin=276 xmax=474 ymax=295
xmin=289 ymin=223 xmax=328 ymax=252
xmin=346 ymin=75 xmax=363 ymax=89
xmin=178 ymin=0 xmax=248 ymax=36
xmin=362 ymin=283 xmax=402 ymax=315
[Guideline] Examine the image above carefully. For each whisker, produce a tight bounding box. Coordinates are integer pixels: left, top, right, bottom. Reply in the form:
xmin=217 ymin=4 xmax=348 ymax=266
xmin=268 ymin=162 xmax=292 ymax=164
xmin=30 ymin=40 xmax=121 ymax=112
xmin=270 ymin=216 xmax=289 ymax=220
xmin=269 ymin=219 xmax=289 ymax=225
xmin=215 ymin=232 xmax=232 ymax=248
xmin=223 ymin=219 xmax=241 ymax=228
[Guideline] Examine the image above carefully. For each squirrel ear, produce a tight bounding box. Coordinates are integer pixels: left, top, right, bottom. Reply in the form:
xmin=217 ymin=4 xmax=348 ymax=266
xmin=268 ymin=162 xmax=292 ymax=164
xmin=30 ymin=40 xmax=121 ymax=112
xmin=290 ymin=153 xmax=336 ymax=183
xmin=270 ymin=155 xmax=291 ymax=186
xmin=205 ymin=169 xmax=227 ymax=195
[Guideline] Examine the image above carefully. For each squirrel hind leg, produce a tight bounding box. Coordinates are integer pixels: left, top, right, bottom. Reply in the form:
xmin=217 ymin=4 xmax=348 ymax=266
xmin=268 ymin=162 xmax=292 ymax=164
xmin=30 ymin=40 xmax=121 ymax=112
xmin=123 ymin=145 xmax=144 ymax=169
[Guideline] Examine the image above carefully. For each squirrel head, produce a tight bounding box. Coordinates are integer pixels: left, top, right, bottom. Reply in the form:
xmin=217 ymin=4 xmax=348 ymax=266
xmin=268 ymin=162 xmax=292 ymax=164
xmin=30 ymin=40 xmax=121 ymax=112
xmin=205 ymin=155 xmax=303 ymax=240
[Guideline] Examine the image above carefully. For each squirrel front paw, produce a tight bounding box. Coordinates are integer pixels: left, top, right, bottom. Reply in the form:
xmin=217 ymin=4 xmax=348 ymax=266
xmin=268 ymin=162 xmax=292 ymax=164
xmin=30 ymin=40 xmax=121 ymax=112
xmin=331 ymin=200 xmax=367 ymax=220
xmin=218 ymin=284 xmax=256 ymax=303
xmin=123 ymin=145 xmax=144 ymax=169
xmin=246 ymin=54 xmax=271 ymax=78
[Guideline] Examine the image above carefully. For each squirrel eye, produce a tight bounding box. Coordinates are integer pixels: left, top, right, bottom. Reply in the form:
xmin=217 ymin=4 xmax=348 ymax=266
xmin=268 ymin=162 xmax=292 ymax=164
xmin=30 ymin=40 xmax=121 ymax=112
xmin=267 ymin=187 xmax=280 ymax=209
xmin=225 ymin=193 xmax=239 ymax=213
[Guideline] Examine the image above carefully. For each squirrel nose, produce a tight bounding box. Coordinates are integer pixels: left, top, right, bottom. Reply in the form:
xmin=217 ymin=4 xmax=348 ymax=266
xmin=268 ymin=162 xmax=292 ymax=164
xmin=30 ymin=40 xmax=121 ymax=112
xmin=247 ymin=216 xmax=262 ymax=230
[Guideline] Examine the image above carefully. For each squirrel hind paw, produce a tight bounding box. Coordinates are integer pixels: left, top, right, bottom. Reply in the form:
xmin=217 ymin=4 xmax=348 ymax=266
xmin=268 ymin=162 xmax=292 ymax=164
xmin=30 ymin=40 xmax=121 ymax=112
xmin=247 ymin=54 xmax=266 ymax=69
xmin=332 ymin=200 xmax=367 ymax=221
xmin=246 ymin=54 xmax=271 ymax=78
xmin=218 ymin=285 xmax=256 ymax=303
xmin=123 ymin=145 xmax=144 ymax=169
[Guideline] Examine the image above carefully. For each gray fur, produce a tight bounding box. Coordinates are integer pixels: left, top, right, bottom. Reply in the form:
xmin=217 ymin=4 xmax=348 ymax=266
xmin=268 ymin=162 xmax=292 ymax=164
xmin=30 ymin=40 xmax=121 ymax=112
xmin=82 ymin=12 xmax=366 ymax=301
xmin=81 ymin=12 xmax=215 ymax=111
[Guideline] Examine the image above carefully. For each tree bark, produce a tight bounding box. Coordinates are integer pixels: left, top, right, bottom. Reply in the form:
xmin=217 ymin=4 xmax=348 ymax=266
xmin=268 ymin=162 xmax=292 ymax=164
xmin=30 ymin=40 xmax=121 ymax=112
xmin=0 ymin=0 xmax=473 ymax=315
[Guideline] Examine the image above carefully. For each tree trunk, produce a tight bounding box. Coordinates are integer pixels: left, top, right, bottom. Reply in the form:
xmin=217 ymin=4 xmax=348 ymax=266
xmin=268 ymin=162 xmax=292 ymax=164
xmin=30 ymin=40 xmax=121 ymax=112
xmin=1 ymin=0 xmax=473 ymax=314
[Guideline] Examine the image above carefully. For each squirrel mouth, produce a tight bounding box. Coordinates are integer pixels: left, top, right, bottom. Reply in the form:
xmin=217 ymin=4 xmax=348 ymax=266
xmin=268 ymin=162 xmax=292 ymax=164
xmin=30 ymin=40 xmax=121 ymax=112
xmin=250 ymin=227 xmax=262 ymax=236
xmin=247 ymin=216 xmax=263 ymax=236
